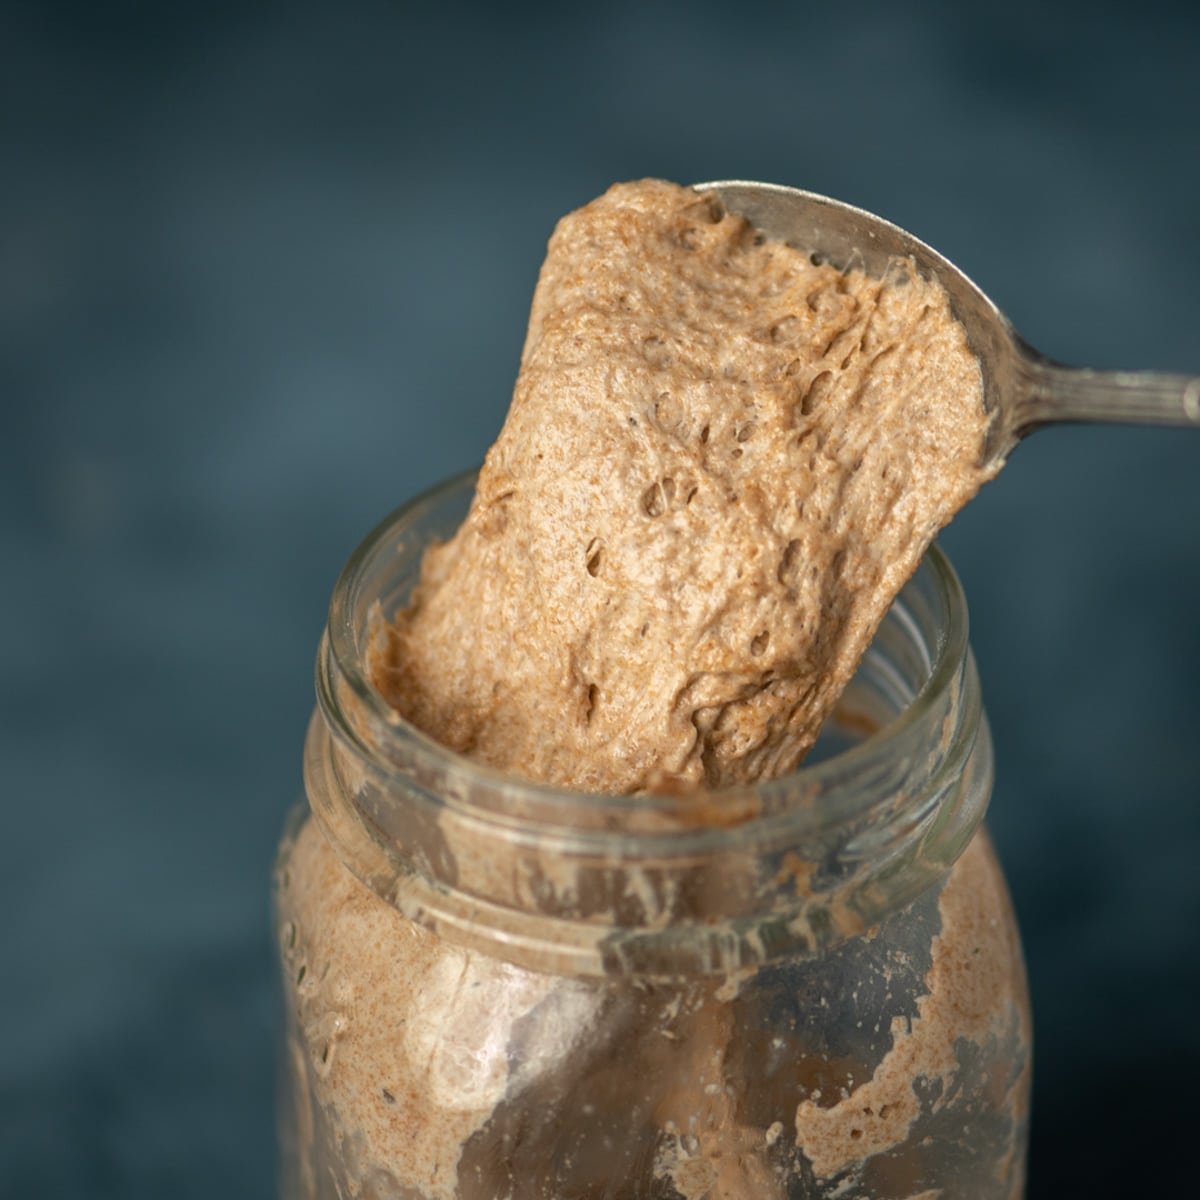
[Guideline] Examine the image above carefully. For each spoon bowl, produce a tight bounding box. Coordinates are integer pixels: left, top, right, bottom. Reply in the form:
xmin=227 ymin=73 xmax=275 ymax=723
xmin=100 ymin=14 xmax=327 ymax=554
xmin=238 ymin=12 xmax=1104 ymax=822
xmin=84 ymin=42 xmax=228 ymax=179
xmin=697 ymin=180 xmax=1200 ymax=466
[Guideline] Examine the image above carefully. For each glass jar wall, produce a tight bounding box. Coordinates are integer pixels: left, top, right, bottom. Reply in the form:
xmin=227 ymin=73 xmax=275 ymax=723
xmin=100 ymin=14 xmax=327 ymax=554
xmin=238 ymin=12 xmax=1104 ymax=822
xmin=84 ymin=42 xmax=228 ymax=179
xmin=275 ymin=472 xmax=1030 ymax=1200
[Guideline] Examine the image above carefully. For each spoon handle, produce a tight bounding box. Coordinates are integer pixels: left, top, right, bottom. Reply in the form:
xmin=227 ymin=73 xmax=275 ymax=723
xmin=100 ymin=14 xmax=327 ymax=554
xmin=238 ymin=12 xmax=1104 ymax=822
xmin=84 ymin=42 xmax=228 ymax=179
xmin=1017 ymin=352 xmax=1200 ymax=436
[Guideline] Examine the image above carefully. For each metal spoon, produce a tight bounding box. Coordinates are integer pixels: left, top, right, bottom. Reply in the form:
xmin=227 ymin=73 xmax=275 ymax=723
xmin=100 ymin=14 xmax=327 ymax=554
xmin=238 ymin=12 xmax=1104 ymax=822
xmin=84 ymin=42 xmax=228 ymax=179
xmin=696 ymin=179 xmax=1200 ymax=465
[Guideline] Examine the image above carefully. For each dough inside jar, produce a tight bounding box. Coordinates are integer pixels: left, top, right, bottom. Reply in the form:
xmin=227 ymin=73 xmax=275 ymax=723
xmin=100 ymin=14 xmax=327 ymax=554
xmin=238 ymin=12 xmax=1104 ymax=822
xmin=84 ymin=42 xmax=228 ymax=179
xmin=370 ymin=178 xmax=996 ymax=794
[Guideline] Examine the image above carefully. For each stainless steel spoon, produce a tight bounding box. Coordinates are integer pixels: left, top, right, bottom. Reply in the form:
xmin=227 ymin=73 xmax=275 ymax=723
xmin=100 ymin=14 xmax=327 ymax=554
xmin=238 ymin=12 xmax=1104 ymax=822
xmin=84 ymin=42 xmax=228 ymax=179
xmin=697 ymin=180 xmax=1200 ymax=465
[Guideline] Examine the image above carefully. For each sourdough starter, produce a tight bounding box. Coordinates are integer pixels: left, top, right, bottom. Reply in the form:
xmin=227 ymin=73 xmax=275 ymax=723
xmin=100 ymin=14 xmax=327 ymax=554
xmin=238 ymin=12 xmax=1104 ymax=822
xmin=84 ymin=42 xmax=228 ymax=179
xmin=277 ymin=180 xmax=1027 ymax=1200
xmin=371 ymin=179 xmax=995 ymax=793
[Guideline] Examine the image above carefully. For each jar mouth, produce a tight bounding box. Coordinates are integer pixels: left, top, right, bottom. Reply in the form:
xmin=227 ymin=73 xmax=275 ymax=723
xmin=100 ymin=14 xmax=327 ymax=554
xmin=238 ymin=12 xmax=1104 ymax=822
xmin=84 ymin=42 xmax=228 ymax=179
xmin=311 ymin=470 xmax=988 ymax=972
xmin=320 ymin=468 xmax=971 ymax=842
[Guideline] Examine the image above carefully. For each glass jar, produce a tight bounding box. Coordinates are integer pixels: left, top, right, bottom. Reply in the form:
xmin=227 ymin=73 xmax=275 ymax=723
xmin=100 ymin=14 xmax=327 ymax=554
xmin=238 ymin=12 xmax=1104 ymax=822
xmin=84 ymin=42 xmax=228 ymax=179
xmin=274 ymin=471 xmax=1031 ymax=1200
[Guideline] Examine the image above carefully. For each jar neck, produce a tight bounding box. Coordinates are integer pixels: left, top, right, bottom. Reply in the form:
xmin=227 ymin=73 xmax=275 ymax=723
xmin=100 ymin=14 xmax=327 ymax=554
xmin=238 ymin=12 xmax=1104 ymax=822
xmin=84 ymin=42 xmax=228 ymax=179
xmin=305 ymin=471 xmax=992 ymax=978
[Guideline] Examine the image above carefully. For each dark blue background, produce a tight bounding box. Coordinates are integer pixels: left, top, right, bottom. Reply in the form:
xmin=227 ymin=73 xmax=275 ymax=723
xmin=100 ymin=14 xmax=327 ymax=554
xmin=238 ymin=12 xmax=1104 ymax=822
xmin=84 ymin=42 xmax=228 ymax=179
xmin=3 ymin=1 xmax=1198 ymax=1196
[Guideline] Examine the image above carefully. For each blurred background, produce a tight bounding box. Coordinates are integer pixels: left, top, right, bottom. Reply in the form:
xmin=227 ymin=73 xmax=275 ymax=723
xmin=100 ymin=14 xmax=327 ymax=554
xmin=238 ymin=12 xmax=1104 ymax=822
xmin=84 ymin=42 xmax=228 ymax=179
xmin=2 ymin=0 xmax=1197 ymax=1196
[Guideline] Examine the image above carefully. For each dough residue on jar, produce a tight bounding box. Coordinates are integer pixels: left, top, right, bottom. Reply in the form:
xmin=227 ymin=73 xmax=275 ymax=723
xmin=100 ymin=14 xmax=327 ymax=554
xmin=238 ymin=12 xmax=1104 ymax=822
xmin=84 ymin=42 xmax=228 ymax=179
xmin=371 ymin=178 xmax=997 ymax=794
xmin=280 ymin=816 xmax=587 ymax=1200
xmin=790 ymin=831 xmax=1031 ymax=1191
xmin=278 ymin=820 xmax=1030 ymax=1200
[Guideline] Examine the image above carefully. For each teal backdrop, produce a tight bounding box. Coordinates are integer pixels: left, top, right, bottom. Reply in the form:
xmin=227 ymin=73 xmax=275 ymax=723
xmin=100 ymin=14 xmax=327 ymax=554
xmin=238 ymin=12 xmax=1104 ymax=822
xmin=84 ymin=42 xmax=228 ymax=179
xmin=2 ymin=1 xmax=1198 ymax=1196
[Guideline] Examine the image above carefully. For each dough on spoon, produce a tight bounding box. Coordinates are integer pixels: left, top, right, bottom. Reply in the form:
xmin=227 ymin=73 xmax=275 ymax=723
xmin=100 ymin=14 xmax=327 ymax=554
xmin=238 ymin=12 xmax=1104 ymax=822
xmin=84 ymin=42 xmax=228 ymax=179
xmin=372 ymin=178 xmax=995 ymax=794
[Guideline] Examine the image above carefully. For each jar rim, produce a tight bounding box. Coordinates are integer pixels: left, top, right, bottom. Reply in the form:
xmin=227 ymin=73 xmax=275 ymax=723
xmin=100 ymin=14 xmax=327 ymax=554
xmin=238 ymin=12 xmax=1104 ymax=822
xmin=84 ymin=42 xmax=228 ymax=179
xmin=320 ymin=468 xmax=971 ymax=840
xmin=310 ymin=470 xmax=988 ymax=971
